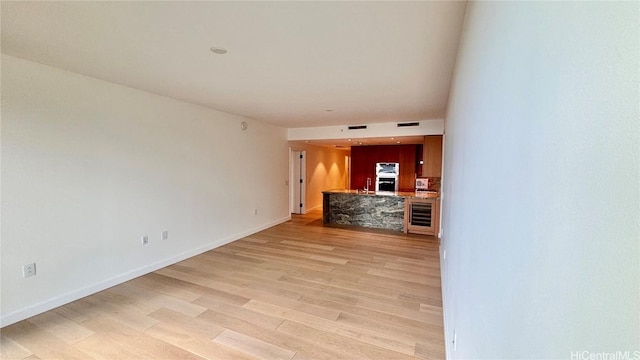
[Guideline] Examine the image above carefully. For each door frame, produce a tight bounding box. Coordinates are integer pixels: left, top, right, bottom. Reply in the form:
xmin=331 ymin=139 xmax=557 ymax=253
xmin=289 ymin=148 xmax=307 ymax=214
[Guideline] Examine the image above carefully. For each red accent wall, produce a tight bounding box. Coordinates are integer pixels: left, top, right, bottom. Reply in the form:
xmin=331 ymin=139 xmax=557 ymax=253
xmin=350 ymin=144 xmax=422 ymax=192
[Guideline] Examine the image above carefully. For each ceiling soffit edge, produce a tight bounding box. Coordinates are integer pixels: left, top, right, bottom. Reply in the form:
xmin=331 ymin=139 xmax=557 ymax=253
xmin=287 ymin=119 xmax=444 ymax=141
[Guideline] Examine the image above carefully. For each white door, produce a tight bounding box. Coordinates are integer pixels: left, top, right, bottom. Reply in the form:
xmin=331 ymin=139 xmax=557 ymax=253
xmin=290 ymin=150 xmax=306 ymax=214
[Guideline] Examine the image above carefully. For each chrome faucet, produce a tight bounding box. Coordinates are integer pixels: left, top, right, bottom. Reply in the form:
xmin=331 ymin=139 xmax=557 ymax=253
xmin=365 ymin=177 xmax=372 ymax=193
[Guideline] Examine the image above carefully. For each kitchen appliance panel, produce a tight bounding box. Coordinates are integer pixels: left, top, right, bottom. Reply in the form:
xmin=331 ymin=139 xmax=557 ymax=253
xmin=376 ymin=162 xmax=399 ymax=192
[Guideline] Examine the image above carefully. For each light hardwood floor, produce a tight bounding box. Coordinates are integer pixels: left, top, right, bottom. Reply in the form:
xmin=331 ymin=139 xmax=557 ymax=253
xmin=1 ymin=210 xmax=445 ymax=359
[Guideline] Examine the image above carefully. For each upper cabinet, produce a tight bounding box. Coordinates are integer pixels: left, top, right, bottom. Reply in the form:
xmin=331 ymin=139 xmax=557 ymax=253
xmin=422 ymin=135 xmax=443 ymax=177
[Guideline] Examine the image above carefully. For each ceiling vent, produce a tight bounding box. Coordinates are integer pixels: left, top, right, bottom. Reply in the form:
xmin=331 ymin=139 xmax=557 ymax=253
xmin=397 ymin=122 xmax=420 ymax=127
xmin=347 ymin=125 xmax=368 ymax=130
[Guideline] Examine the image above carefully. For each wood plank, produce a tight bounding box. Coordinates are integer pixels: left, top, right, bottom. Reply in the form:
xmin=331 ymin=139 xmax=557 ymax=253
xmin=107 ymin=282 xmax=207 ymax=318
xmin=1 ymin=321 xmax=94 ymax=360
xmin=299 ymin=295 xmax=437 ymax=336
xmin=307 ymin=254 xmax=349 ymax=265
xmin=73 ymin=333 xmax=149 ymax=360
xmin=51 ymin=297 xmax=104 ymax=324
xmin=141 ymin=272 xmax=251 ymax=306
xmin=280 ymin=240 xmax=335 ymax=251
xmin=129 ymin=273 xmax=203 ymax=302
xmin=191 ymin=301 xmax=284 ymax=330
xmin=415 ymin=339 xmax=446 ymax=359
xmin=26 ymin=311 xmax=94 ymax=345
xmin=277 ymin=320 xmax=416 ymax=360
xmin=79 ymin=315 xmax=205 ymax=359
xmin=244 ymin=300 xmax=416 ymax=355
xmin=81 ymin=292 xmax=160 ymax=331
xmin=213 ymin=329 xmax=296 ymax=360
xmin=145 ymin=309 xmax=255 ymax=360
xmin=1 ymin=333 xmax=34 ymax=359
xmin=147 ymin=307 xmax=225 ymax=339
xmin=366 ymin=267 xmax=442 ymax=287
xmin=195 ymin=307 xmax=348 ymax=360
xmin=1 ymin=210 xmax=443 ymax=359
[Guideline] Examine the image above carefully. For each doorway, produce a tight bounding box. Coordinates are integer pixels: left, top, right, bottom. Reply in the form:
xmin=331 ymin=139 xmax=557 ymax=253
xmin=290 ymin=149 xmax=306 ymax=214
xmin=345 ymin=155 xmax=351 ymax=189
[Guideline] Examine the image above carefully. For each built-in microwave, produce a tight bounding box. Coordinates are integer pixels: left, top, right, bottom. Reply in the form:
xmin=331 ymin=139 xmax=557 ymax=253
xmin=376 ymin=162 xmax=399 ymax=177
xmin=415 ymin=178 xmax=429 ymax=192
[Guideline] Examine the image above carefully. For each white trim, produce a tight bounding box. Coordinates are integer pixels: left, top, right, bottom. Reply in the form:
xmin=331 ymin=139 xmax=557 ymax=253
xmin=290 ymin=149 xmax=306 ymax=215
xmin=0 ymin=215 xmax=291 ymax=328
xmin=289 ymin=147 xmax=295 ymax=213
xmin=440 ymin=243 xmax=451 ymax=359
xmin=300 ymin=151 xmax=307 ymax=214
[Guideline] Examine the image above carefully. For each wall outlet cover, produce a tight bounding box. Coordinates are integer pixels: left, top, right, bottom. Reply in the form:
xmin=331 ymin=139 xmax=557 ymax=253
xmin=453 ymin=330 xmax=457 ymax=351
xmin=23 ymin=263 xmax=36 ymax=278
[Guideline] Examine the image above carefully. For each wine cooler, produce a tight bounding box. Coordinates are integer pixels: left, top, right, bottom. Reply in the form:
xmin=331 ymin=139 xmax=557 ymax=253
xmin=405 ymin=198 xmax=438 ymax=235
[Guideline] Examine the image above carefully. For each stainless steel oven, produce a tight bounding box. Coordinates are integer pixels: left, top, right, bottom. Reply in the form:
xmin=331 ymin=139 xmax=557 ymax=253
xmin=376 ymin=177 xmax=397 ymax=192
xmin=375 ymin=162 xmax=399 ymax=192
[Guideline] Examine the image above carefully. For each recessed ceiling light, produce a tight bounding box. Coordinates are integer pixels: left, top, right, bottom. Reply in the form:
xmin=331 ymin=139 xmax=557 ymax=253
xmin=210 ymin=47 xmax=228 ymax=54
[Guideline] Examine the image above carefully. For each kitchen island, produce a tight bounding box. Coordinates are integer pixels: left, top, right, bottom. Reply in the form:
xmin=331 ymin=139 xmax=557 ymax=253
xmin=322 ymin=189 xmax=440 ymax=234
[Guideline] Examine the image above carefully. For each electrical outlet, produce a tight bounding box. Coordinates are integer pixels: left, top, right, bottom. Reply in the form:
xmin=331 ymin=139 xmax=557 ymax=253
xmin=141 ymin=235 xmax=149 ymax=245
xmin=161 ymin=230 xmax=168 ymax=240
xmin=453 ymin=329 xmax=457 ymax=352
xmin=23 ymin=263 xmax=36 ymax=278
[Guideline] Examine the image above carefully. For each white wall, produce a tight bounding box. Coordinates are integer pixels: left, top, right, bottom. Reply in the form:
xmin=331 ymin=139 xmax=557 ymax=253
xmin=441 ymin=2 xmax=639 ymax=358
xmin=1 ymin=55 xmax=290 ymax=326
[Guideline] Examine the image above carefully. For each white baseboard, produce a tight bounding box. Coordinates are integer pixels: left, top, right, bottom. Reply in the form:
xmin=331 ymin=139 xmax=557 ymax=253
xmin=440 ymin=243 xmax=451 ymax=359
xmin=0 ymin=215 xmax=291 ymax=328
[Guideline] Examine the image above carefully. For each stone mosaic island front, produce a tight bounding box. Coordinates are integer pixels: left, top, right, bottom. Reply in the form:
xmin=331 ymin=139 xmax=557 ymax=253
xmin=322 ymin=189 xmax=439 ymax=232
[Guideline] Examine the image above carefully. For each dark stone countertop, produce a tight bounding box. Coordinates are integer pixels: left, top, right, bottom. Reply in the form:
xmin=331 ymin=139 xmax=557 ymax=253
xmin=322 ymin=189 xmax=440 ymax=199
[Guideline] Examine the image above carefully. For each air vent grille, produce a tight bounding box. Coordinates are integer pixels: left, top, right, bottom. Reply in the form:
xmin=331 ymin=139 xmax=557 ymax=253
xmin=347 ymin=125 xmax=368 ymax=130
xmin=397 ymin=122 xmax=420 ymax=127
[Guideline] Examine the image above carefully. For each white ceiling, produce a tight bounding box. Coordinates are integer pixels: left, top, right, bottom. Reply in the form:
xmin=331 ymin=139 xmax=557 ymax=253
xmin=1 ymin=1 xmax=466 ymax=128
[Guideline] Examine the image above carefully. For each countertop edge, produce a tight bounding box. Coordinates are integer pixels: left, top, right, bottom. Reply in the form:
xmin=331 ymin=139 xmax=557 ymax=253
xmin=322 ymin=189 xmax=440 ymax=199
